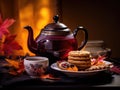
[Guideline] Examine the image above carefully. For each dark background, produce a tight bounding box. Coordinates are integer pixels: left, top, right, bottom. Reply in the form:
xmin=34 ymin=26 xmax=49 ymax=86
xmin=0 ymin=0 xmax=120 ymax=58
xmin=60 ymin=0 xmax=120 ymax=58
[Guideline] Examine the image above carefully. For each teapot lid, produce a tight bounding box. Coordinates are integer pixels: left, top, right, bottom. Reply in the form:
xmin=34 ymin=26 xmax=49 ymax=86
xmin=43 ymin=15 xmax=70 ymax=32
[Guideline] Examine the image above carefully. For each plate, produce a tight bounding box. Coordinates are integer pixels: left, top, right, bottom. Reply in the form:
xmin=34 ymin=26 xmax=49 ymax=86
xmin=50 ymin=61 xmax=113 ymax=77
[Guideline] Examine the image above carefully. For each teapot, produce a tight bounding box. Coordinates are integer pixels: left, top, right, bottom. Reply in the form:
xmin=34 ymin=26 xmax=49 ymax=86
xmin=24 ymin=15 xmax=88 ymax=64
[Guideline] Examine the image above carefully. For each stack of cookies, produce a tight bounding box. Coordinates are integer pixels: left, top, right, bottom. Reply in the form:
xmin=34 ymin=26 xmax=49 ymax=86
xmin=68 ymin=50 xmax=91 ymax=70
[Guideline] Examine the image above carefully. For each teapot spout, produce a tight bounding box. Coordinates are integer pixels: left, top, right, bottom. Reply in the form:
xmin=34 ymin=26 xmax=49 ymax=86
xmin=24 ymin=26 xmax=38 ymax=54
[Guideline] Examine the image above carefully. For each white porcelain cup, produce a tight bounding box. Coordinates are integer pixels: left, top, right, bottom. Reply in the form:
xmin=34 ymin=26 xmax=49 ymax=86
xmin=24 ymin=56 xmax=49 ymax=78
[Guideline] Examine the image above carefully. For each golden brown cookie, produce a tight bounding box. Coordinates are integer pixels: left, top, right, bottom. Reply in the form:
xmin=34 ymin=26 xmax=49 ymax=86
xmin=68 ymin=59 xmax=91 ymax=70
xmin=68 ymin=59 xmax=91 ymax=65
xmin=77 ymin=65 xmax=91 ymax=70
xmin=67 ymin=50 xmax=91 ymax=70
xmin=68 ymin=56 xmax=90 ymax=61
xmin=68 ymin=50 xmax=90 ymax=57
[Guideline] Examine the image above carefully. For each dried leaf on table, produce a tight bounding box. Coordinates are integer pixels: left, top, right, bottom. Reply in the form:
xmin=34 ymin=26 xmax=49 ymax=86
xmin=91 ymin=55 xmax=106 ymax=66
xmin=5 ymin=58 xmax=25 ymax=75
xmin=6 ymin=59 xmax=20 ymax=69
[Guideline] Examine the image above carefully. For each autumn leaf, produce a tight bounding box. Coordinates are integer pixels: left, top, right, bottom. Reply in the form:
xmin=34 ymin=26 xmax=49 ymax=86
xmin=2 ymin=34 xmax=23 ymax=56
xmin=0 ymin=14 xmax=15 ymax=39
xmin=6 ymin=58 xmax=25 ymax=75
xmin=6 ymin=59 xmax=20 ymax=69
xmin=3 ymin=34 xmax=16 ymax=44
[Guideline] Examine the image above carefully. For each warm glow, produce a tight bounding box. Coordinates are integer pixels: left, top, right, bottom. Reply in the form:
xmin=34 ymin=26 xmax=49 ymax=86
xmin=19 ymin=4 xmax=34 ymax=27
xmin=36 ymin=7 xmax=50 ymax=36
xmin=17 ymin=0 xmax=52 ymax=56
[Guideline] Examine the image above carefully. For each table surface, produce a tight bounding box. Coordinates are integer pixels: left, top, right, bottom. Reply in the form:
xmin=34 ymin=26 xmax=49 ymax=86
xmin=0 ymin=68 xmax=120 ymax=88
xmin=0 ymin=58 xmax=120 ymax=89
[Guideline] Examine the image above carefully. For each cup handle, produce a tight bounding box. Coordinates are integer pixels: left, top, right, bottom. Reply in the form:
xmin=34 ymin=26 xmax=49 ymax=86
xmin=73 ymin=26 xmax=88 ymax=50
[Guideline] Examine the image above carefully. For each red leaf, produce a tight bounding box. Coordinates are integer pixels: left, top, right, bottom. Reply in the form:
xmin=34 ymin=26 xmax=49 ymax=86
xmin=0 ymin=28 xmax=9 ymax=38
xmin=4 ymin=34 xmax=16 ymax=44
xmin=2 ymin=34 xmax=23 ymax=55
xmin=0 ymin=14 xmax=15 ymax=39
xmin=2 ymin=18 xmax=15 ymax=28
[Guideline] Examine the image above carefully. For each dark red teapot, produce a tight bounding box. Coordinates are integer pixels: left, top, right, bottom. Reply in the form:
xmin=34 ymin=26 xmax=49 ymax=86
xmin=24 ymin=15 xmax=88 ymax=64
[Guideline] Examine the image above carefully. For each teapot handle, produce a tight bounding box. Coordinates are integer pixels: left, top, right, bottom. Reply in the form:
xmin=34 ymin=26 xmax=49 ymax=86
xmin=73 ymin=26 xmax=88 ymax=50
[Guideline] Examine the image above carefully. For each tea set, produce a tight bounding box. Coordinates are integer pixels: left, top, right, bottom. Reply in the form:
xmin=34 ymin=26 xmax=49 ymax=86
xmin=23 ymin=15 xmax=112 ymax=78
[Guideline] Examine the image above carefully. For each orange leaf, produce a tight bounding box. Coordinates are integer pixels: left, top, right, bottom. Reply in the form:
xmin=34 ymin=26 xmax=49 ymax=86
xmin=6 ymin=59 xmax=20 ymax=69
xmin=9 ymin=70 xmax=18 ymax=75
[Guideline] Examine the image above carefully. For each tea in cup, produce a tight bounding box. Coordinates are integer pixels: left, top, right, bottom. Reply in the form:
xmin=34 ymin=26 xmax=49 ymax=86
xmin=24 ymin=56 xmax=49 ymax=78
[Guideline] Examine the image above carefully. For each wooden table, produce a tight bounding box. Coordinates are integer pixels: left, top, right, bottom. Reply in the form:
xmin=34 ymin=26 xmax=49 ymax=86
xmin=0 ymin=58 xmax=120 ymax=89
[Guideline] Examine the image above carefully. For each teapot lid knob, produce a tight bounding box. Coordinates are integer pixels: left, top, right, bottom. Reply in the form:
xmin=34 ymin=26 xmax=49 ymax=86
xmin=53 ymin=15 xmax=59 ymax=23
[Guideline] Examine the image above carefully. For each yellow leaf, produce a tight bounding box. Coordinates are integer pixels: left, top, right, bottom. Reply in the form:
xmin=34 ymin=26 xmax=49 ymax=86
xmin=6 ymin=59 xmax=19 ymax=69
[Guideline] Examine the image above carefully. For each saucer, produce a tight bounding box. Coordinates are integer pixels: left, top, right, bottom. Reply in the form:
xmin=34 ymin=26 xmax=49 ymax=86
xmin=50 ymin=61 xmax=113 ymax=77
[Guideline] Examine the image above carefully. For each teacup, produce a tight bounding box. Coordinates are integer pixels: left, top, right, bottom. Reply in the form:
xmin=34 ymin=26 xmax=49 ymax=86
xmin=24 ymin=56 xmax=49 ymax=78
